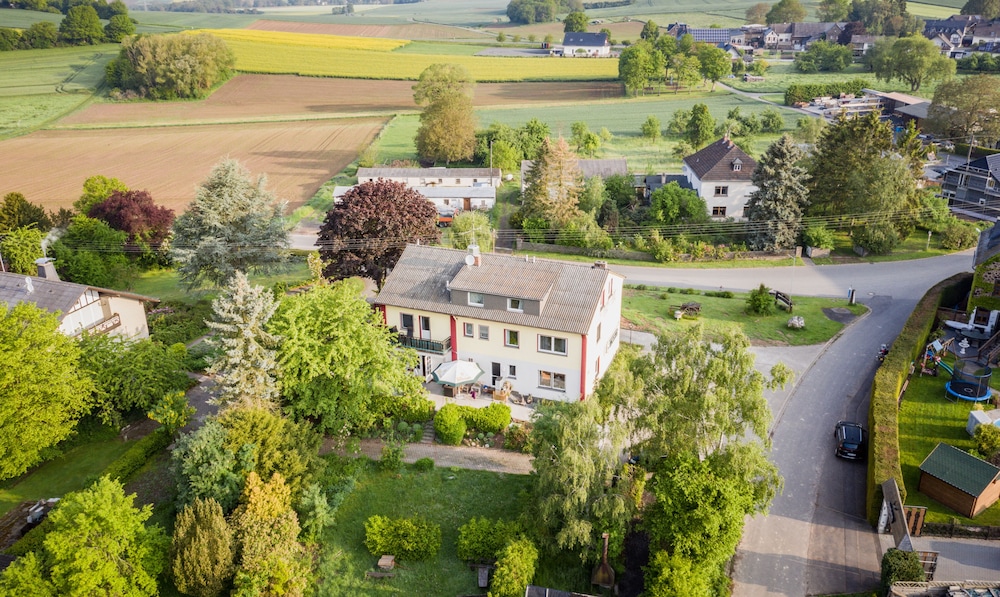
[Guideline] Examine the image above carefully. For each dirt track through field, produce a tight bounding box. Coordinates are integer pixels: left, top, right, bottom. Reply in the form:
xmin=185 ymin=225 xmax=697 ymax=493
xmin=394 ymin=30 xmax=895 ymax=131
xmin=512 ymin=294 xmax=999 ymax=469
xmin=58 ymin=75 xmax=624 ymax=128
xmin=0 ymin=118 xmax=383 ymax=212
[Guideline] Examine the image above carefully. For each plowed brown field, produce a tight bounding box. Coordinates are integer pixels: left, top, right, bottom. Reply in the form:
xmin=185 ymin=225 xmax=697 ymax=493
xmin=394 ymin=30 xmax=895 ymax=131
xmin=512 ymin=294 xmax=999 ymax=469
xmin=0 ymin=118 xmax=383 ymax=212
xmin=58 ymin=75 xmax=624 ymax=127
xmin=246 ymin=20 xmax=487 ymax=40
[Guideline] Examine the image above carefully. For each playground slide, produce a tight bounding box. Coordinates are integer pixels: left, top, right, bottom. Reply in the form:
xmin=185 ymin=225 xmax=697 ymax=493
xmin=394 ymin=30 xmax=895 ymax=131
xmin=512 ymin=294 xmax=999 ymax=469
xmin=938 ymin=361 xmax=954 ymax=376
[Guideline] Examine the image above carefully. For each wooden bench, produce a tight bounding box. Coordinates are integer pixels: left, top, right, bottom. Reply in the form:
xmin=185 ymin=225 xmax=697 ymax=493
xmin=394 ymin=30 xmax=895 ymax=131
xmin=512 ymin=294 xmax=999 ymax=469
xmin=772 ymin=291 xmax=794 ymax=312
xmin=365 ymin=571 xmax=396 ymax=580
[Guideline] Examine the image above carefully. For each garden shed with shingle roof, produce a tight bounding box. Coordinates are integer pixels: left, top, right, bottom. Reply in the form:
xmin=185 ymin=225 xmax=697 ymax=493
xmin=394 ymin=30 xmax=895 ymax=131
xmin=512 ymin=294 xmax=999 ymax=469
xmin=918 ymin=443 xmax=1000 ymax=518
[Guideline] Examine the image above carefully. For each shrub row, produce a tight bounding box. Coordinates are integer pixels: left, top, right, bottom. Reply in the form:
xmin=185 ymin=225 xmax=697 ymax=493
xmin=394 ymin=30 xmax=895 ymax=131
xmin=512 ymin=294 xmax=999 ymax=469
xmin=784 ymin=78 xmax=867 ymax=105
xmin=434 ymin=403 xmax=512 ymax=445
xmin=583 ymin=0 xmax=633 ymax=7
xmin=866 ymin=273 xmax=971 ymax=525
xmin=456 ymin=517 xmax=523 ymax=562
xmin=363 ymin=515 xmax=442 ymax=561
xmin=489 ymin=537 xmax=538 ymax=597
xmin=99 ymin=428 xmax=172 ymax=485
xmin=388 ymin=395 xmax=436 ymax=424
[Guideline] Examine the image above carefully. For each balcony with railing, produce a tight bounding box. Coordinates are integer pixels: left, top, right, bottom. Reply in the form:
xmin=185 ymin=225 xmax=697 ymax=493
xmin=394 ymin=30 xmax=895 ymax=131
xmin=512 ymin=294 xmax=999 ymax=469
xmin=397 ymin=334 xmax=452 ymax=354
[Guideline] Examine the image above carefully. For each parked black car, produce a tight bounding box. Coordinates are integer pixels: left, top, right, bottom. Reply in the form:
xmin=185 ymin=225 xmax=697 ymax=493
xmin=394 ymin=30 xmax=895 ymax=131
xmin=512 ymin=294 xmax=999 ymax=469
xmin=834 ymin=421 xmax=866 ymax=460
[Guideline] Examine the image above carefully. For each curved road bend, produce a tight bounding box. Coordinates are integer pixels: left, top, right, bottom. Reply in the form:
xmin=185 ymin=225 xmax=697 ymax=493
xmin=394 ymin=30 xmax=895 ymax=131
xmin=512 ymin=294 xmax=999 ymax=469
xmin=619 ymin=252 xmax=974 ymax=596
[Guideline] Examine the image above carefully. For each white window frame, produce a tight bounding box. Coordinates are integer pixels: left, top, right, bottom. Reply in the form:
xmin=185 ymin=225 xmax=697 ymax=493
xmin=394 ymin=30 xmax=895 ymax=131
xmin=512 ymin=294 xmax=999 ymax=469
xmin=508 ymin=365 xmax=517 ymax=378
xmin=714 ymin=186 xmax=729 ymax=197
xmin=538 ymin=334 xmax=567 ymax=355
xmin=479 ymin=325 xmax=489 ymax=340
xmin=539 ymin=370 xmax=567 ymax=391
xmin=505 ymin=329 xmax=520 ymax=348
xmin=463 ymin=322 xmax=474 ymax=337
xmin=468 ymin=292 xmax=485 ymax=307
xmin=508 ymin=298 xmax=523 ymax=312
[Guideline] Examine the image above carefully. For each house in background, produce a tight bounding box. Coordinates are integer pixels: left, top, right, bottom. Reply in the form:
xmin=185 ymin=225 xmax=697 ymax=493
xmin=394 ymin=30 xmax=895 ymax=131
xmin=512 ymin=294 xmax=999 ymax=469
xmin=940 ymin=154 xmax=1000 ymax=221
xmin=356 ymin=167 xmax=501 ymax=188
xmin=850 ymin=34 xmax=881 ymax=60
xmin=373 ymin=244 xmax=623 ymax=402
xmin=560 ymin=32 xmax=611 ymax=57
xmin=972 ymin=21 xmax=1000 ymax=46
xmin=335 ymin=185 xmax=495 ymax=217
xmin=682 ymin=136 xmax=757 ymax=219
xmin=519 ymin=157 xmax=628 ymax=191
xmin=0 ymin=260 xmax=156 ymax=339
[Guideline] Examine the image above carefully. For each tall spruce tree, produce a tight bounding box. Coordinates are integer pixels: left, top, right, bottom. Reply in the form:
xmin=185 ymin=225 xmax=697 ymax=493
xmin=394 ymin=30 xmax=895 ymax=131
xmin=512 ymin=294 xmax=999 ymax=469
xmin=745 ymin=135 xmax=809 ymax=251
xmin=206 ymin=271 xmax=281 ymax=411
xmin=171 ymin=159 xmax=288 ymax=290
xmin=521 ymin=137 xmax=583 ymax=227
xmin=171 ymin=498 xmax=235 ymax=597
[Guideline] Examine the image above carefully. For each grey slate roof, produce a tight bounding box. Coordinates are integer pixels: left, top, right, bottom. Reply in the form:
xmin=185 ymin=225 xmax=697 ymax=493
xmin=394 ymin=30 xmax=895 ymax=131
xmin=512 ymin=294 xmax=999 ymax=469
xmin=683 ymin=137 xmax=756 ymax=182
xmin=357 ymin=167 xmax=500 ymax=180
xmin=919 ymin=442 xmax=1000 ymax=496
xmin=374 ymin=245 xmax=620 ymax=335
xmin=894 ymin=101 xmax=930 ymax=119
xmin=562 ymin=32 xmax=609 ymax=47
xmin=0 ymin=272 xmax=157 ymax=318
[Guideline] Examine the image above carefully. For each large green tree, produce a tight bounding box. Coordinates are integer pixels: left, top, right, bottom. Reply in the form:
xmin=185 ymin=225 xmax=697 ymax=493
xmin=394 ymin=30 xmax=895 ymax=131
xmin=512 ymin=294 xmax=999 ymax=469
xmin=105 ymin=33 xmax=235 ymax=100
xmin=171 ymin=159 xmax=288 ymax=290
xmin=0 ymin=303 xmax=92 ymax=480
xmin=59 ymin=4 xmax=103 ymax=44
xmin=563 ymin=10 xmax=588 ymax=32
xmin=647 ymin=182 xmax=709 ymax=226
xmin=766 ymin=0 xmax=806 ymax=23
xmin=49 ymin=215 xmax=130 ymax=288
xmin=961 ymin=0 xmax=1000 ymax=19
xmin=75 ymin=174 xmax=128 ymax=215
xmin=807 ymin=112 xmax=892 ymax=216
xmin=745 ymin=135 xmax=809 ymax=251
xmin=745 ymin=2 xmax=770 ymax=23
xmin=449 ymin=210 xmax=494 ymax=252
xmin=318 ymin=179 xmax=439 ymax=288
xmin=269 ymin=278 xmax=426 ymax=436
xmin=104 ymin=13 xmax=134 ymax=42
xmin=685 ymin=103 xmax=716 ymax=149
xmin=413 ymin=63 xmax=476 ymax=164
xmin=927 ymin=74 xmax=1000 ymax=149
xmin=818 ymin=0 xmax=850 ymax=21
xmin=697 ymin=43 xmax=732 ymax=91
xmin=0 ymin=192 xmax=50 ymax=233
xmin=171 ymin=498 xmax=235 ymax=597
xmin=869 ymin=35 xmax=955 ymax=92
xmin=206 ymin=271 xmax=282 ymax=411
xmin=794 ymin=40 xmax=852 ymax=73
xmin=0 ymin=476 xmax=167 ymax=595
xmin=0 ymin=225 xmax=44 ymax=275
xmin=618 ymin=41 xmax=663 ymax=95
xmin=521 ymin=137 xmax=583 ymax=227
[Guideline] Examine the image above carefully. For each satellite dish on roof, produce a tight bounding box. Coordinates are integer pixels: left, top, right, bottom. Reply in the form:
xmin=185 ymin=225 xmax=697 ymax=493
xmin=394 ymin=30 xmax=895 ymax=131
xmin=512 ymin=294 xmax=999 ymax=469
xmin=464 ymin=254 xmax=475 ymax=266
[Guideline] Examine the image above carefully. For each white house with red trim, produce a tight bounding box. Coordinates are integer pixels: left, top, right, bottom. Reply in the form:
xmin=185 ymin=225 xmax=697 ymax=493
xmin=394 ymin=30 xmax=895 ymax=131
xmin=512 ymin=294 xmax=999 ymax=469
xmin=372 ymin=244 xmax=623 ymax=402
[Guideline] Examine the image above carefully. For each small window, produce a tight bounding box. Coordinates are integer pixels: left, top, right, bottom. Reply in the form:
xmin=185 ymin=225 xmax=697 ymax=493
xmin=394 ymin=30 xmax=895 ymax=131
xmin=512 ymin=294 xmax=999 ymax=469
xmin=455 ymin=178 xmax=461 ymax=184
xmin=539 ymin=371 xmax=566 ymax=391
xmin=505 ymin=330 xmax=519 ymax=348
xmin=508 ymin=365 xmax=517 ymax=378
xmin=479 ymin=325 xmax=489 ymax=340
xmin=464 ymin=322 xmax=474 ymax=337
xmin=732 ymin=162 xmax=742 ymax=171
xmin=959 ymin=173 xmax=970 ymax=187
xmin=473 ymin=179 xmax=479 ymax=183
xmin=989 ymin=178 xmax=996 ymax=189
xmin=468 ymin=292 xmax=484 ymax=307
xmin=508 ymin=298 xmax=523 ymax=312
xmin=597 ymin=323 xmax=602 ymax=341
xmin=400 ymin=313 xmax=413 ymax=333
xmin=538 ymin=335 xmax=567 ymax=355
xmin=980 ymin=198 xmax=988 ymax=206
xmin=712 ymin=206 xmax=727 ymax=217
xmin=438 ymin=178 xmax=443 ymax=184
xmin=714 ymin=186 xmax=729 ymax=197
xmin=443 ymin=198 xmax=450 ymax=206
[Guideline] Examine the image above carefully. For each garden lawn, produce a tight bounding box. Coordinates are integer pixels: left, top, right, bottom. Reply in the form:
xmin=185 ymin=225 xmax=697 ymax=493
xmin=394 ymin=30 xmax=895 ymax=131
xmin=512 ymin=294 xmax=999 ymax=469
xmin=0 ymin=424 xmax=134 ymax=518
xmin=125 ymin=258 xmax=312 ymax=303
xmin=810 ymin=228 xmax=960 ymax=265
xmin=725 ymin=62 xmax=944 ymax=99
xmin=623 ymin=286 xmax=867 ymax=345
xmin=316 ymin=464 xmax=590 ymax=596
xmin=897 ymin=368 xmax=1000 ymax=525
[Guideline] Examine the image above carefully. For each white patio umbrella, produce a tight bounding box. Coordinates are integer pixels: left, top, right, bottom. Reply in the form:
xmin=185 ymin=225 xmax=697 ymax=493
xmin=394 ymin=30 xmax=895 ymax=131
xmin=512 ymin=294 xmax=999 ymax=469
xmin=431 ymin=360 xmax=485 ymax=387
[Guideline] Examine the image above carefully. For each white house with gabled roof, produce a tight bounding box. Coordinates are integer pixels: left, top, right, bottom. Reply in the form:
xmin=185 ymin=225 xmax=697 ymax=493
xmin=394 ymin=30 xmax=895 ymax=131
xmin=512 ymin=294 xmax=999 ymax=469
xmin=373 ymin=245 xmax=623 ymax=402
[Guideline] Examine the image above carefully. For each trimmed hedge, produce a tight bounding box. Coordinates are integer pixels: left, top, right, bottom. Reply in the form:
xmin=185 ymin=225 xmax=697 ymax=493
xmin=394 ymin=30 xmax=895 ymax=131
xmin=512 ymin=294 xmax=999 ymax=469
xmin=488 ymin=537 xmax=538 ymax=597
xmin=784 ymin=78 xmax=867 ymax=105
xmin=434 ymin=404 xmax=466 ymax=445
xmin=363 ymin=515 xmax=441 ymax=561
xmin=434 ymin=403 xmax=511 ymax=443
xmin=473 ymin=403 xmax=511 ymax=434
xmin=389 ymin=395 xmax=436 ymax=424
xmin=456 ymin=517 xmax=522 ymax=562
xmin=100 ymin=427 xmax=172 ymax=484
xmin=866 ymin=273 xmax=971 ymax=525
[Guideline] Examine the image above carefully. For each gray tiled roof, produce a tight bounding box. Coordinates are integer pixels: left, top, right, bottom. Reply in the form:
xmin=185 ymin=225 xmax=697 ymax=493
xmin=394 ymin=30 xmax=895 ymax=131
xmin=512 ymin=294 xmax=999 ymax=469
xmin=562 ymin=32 xmax=609 ymax=47
xmin=0 ymin=272 xmax=157 ymax=318
xmin=920 ymin=443 xmax=1000 ymax=496
xmin=374 ymin=245 xmax=620 ymax=334
xmin=358 ymin=167 xmax=500 ymax=179
xmin=683 ymin=137 xmax=756 ymax=182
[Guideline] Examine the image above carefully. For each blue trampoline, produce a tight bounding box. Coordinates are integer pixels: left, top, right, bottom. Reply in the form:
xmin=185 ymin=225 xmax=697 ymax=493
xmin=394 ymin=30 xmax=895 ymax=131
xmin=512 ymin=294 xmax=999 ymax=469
xmin=945 ymin=360 xmax=993 ymax=402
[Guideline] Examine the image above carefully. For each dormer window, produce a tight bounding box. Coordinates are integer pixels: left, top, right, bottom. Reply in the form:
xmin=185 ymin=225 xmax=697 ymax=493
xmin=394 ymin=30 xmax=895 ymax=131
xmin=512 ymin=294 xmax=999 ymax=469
xmin=732 ymin=159 xmax=742 ymax=172
xmin=469 ymin=292 xmax=484 ymax=307
xmin=508 ymin=298 xmax=523 ymax=312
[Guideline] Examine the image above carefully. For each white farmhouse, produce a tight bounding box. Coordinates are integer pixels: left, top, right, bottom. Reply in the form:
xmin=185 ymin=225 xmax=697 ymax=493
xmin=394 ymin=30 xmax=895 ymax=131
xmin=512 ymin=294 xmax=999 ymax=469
xmin=682 ymin=136 xmax=757 ymax=219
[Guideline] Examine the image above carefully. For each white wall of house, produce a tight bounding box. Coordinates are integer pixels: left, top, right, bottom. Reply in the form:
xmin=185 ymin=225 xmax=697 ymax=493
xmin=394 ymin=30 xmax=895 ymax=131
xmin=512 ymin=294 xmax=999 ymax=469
xmin=582 ymin=274 xmax=623 ymax=396
xmin=358 ymin=173 xmax=501 ymax=187
xmin=107 ymin=295 xmax=151 ymax=339
xmin=683 ymin=167 xmax=757 ymax=220
xmin=562 ymin=44 xmax=611 ymax=57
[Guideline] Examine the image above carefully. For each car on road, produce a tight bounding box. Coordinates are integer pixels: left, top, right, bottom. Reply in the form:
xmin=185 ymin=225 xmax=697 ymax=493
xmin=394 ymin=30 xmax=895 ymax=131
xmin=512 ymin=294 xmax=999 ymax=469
xmin=834 ymin=421 xmax=866 ymax=460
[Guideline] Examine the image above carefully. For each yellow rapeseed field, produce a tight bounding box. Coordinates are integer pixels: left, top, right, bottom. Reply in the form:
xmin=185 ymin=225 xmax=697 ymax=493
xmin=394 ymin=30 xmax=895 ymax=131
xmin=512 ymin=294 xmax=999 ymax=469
xmin=190 ymin=30 xmax=619 ymax=81
xmin=193 ymin=29 xmax=409 ymax=52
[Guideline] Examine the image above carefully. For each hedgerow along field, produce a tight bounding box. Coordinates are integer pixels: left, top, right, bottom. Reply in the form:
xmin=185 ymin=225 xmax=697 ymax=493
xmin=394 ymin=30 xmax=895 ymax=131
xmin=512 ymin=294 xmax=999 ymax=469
xmin=193 ymin=29 xmax=619 ymax=81
xmin=0 ymin=118 xmax=384 ymax=212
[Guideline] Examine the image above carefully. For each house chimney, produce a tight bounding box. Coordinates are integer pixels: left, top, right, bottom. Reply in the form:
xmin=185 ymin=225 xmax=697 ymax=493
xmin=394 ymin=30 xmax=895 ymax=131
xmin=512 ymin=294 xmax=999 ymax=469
xmin=593 ymin=260 xmax=608 ymax=269
xmin=468 ymin=244 xmax=481 ymax=267
xmin=35 ymin=257 xmax=59 ymax=281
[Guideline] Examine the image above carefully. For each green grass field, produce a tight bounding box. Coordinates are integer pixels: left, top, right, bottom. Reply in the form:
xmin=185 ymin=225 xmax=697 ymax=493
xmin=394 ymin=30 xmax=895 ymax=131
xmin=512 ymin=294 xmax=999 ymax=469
xmin=130 ymin=10 xmax=258 ymax=32
xmin=622 ymin=286 xmax=867 ymax=345
xmin=0 ymin=93 xmax=89 ymax=138
xmin=726 ymin=62 xmax=943 ymax=99
xmin=897 ymin=366 xmax=1000 ymax=525
xmin=0 ymin=7 xmax=62 ymax=28
xmin=0 ymin=44 xmax=115 ymax=96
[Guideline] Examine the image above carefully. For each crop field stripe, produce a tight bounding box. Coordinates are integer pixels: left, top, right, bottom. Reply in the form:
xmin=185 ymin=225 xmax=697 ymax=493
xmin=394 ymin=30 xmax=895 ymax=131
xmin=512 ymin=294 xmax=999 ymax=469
xmin=217 ymin=39 xmax=619 ymax=81
xmin=192 ymin=28 xmax=408 ymax=52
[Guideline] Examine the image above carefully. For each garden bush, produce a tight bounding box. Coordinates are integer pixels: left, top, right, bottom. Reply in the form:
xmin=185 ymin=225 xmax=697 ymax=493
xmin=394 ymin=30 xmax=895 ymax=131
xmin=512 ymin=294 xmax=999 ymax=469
xmin=973 ymin=424 xmax=1000 ymax=460
xmin=745 ymin=284 xmax=774 ymax=315
xmin=940 ymin=220 xmax=980 ymax=250
xmin=880 ymin=548 xmax=925 ymax=595
xmin=473 ymin=403 xmax=511 ymax=434
xmin=388 ymin=395 xmax=436 ymax=424
xmin=434 ymin=404 xmax=466 ymax=445
xmin=802 ymin=225 xmax=835 ymax=249
xmin=488 ymin=537 xmax=538 ymax=597
xmin=503 ymin=423 xmax=531 ymax=453
xmin=100 ymin=427 xmax=171 ymax=484
xmin=379 ymin=442 xmax=404 ymax=472
xmin=413 ymin=457 xmax=434 ymax=472
xmin=412 ymin=422 xmax=424 ymax=442
xmin=147 ymin=300 xmax=213 ymax=346
xmin=456 ymin=517 xmax=522 ymax=562
xmin=784 ymin=78 xmax=866 ymax=105
xmin=363 ymin=515 xmax=442 ymax=561
xmin=703 ymin=290 xmax=734 ymax=299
